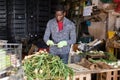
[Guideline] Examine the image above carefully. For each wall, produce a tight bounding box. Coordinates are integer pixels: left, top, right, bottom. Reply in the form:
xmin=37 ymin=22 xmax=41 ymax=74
xmin=88 ymin=11 xmax=107 ymax=40
xmin=88 ymin=22 xmax=106 ymax=40
xmin=86 ymin=0 xmax=120 ymax=40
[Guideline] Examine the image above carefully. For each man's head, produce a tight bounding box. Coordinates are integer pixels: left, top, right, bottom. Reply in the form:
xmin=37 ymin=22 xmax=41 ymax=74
xmin=55 ymin=4 xmax=66 ymax=22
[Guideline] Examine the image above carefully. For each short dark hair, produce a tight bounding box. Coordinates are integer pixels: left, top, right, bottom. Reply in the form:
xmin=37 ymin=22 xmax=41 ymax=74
xmin=55 ymin=4 xmax=65 ymax=12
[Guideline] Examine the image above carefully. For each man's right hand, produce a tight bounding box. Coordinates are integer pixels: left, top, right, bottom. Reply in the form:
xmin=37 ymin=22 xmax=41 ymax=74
xmin=46 ymin=40 xmax=54 ymax=46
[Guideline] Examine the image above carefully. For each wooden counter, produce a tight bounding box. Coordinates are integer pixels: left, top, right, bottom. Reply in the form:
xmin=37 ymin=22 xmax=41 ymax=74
xmin=68 ymin=63 xmax=120 ymax=80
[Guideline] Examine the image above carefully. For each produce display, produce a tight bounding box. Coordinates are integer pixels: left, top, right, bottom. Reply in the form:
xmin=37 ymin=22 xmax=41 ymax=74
xmin=74 ymin=50 xmax=119 ymax=70
xmin=76 ymin=50 xmax=117 ymax=61
xmin=104 ymin=52 xmax=117 ymax=61
xmin=0 ymin=49 xmax=11 ymax=71
xmin=0 ymin=48 xmax=21 ymax=72
xmin=0 ymin=43 xmax=22 ymax=80
xmin=88 ymin=51 xmax=105 ymax=56
xmin=76 ymin=50 xmax=105 ymax=56
xmin=22 ymin=51 xmax=74 ymax=80
xmin=89 ymin=58 xmax=120 ymax=68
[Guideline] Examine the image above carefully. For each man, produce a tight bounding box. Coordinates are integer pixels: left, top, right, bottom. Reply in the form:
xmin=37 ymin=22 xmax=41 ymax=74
xmin=43 ymin=4 xmax=76 ymax=64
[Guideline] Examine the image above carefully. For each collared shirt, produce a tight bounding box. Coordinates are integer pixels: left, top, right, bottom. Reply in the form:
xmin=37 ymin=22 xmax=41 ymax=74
xmin=57 ymin=21 xmax=63 ymax=31
xmin=44 ymin=17 xmax=76 ymax=45
xmin=43 ymin=17 xmax=76 ymax=55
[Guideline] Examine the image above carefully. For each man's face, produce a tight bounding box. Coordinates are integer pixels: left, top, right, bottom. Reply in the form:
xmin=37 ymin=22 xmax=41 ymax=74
xmin=55 ymin=11 xmax=65 ymax=22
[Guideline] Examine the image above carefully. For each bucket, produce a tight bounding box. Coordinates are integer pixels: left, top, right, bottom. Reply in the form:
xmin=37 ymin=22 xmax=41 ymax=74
xmin=108 ymin=31 xmax=115 ymax=39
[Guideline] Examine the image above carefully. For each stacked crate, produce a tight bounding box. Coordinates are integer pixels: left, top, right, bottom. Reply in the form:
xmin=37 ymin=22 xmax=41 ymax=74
xmin=96 ymin=69 xmax=120 ymax=80
xmin=67 ymin=64 xmax=92 ymax=80
xmin=0 ymin=42 xmax=22 ymax=79
xmin=7 ymin=0 xmax=27 ymax=42
xmin=0 ymin=0 xmax=7 ymax=40
xmin=26 ymin=0 xmax=50 ymax=38
xmin=67 ymin=73 xmax=91 ymax=80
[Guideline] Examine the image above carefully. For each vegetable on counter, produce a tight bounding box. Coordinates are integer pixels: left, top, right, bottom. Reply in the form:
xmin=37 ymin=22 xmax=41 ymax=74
xmin=22 ymin=51 xmax=74 ymax=80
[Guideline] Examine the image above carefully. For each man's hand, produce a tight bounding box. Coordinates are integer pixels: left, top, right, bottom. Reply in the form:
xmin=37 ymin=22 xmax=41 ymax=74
xmin=46 ymin=40 xmax=54 ymax=46
xmin=57 ymin=41 xmax=67 ymax=48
